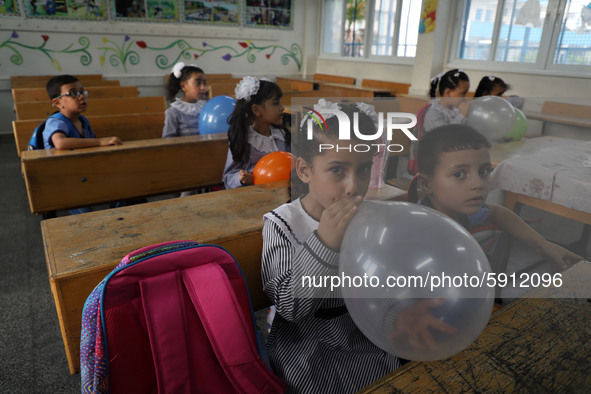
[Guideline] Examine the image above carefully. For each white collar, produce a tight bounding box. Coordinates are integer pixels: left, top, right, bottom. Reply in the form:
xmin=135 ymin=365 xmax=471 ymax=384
xmin=170 ymin=98 xmax=205 ymax=115
xmin=247 ymin=125 xmax=285 ymax=153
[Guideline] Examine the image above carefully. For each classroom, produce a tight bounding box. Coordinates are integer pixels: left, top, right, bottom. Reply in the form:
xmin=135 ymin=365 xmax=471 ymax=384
xmin=1 ymin=0 xmax=590 ymax=392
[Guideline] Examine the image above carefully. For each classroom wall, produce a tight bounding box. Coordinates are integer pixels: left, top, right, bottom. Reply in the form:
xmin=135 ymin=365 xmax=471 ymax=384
xmin=0 ymin=3 xmax=314 ymax=134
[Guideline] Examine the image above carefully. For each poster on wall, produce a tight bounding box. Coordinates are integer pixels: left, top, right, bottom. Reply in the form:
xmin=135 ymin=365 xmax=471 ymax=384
xmin=113 ymin=0 xmax=178 ymax=21
xmin=0 ymin=0 xmax=20 ymax=16
xmin=27 ymin=0 xmax=106 ymax=19
xmin=244 ymin=0 xmax=291 ymax=29
xmin=183 ymin=0 xmax=239 ymax=25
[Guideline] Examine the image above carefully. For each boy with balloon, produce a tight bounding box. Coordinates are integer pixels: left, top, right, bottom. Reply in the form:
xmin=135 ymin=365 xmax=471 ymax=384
xmin=415 ymin=124 xmax=582 ymax=269
xmin=339 ymin=124 xmax=582 ymax=367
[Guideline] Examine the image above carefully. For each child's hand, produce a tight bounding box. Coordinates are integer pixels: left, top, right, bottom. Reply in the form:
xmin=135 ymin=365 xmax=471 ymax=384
xmin=390 ymin=298 xmax=457 ymax=351
xmin=99 ymin=137 xmax=122 ymax=146
xmin=458 ymin=100 xmax=470 ymax=117
xmin=239 ymin=169 xmax=254 ymax=185
xmin=541 ymin=241 xmax=583 ymax=271
xmin=317 ymin=196 xmax=362 ymax=251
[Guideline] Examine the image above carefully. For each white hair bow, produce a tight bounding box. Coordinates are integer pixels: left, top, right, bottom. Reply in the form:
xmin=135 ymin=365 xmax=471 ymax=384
xmin=171 ymin=62 xmax=186 ymax=79
xmin=235 ymin=76 xmax=260 ymax=102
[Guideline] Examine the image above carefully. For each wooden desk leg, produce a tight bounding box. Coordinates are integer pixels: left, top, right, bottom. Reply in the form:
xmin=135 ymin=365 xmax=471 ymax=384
xmin=49 ymin=279 xmax=78 ymax=375
xmin=503 ymin=191 xmax=523 ymax=215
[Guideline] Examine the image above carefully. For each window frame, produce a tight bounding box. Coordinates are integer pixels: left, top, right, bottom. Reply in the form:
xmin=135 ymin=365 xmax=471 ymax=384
xmin=448 ymin=0 xmax=591 ymax=76
xmin=318 ymin=0 xmax=416 ymax=65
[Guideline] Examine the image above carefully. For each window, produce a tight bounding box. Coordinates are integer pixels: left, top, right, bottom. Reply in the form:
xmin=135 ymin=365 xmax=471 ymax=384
xmin=321 ymin=0 xmax=420 ymax=60
xmin=453 ymin=0 xmax=591 ymax=71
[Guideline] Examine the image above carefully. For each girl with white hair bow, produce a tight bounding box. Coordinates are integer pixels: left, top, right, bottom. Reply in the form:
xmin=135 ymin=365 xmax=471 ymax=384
xmin=162 ymin=62 xmax=207 ymax=138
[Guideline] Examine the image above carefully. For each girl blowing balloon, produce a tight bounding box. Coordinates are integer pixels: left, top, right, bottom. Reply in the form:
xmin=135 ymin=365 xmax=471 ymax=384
xmin=261 ymin=101 xmax=401 ymax=393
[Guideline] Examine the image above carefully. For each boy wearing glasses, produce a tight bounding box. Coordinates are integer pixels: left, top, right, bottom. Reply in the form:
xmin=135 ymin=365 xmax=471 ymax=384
xmin=43 ymin=75 xmax=122 ymax=150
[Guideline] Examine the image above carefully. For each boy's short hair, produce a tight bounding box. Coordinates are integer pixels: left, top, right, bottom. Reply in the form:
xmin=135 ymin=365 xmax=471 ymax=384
xmin=417 ymin=125 xmax=491 ymax=176
xmin=46 ymin=75 xmax=80 ymax=100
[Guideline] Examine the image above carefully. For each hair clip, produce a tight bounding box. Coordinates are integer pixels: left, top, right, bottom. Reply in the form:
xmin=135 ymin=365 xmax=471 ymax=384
xmin=487 ymin=75 xmax=496 ymax=81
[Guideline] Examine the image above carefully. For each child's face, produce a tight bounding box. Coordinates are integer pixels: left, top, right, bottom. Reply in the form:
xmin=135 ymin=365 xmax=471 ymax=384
xmin=180 ymin=72 xmax=207 ymax=102
xmin=443 ymin=80 xmax=470 ymax=107
xmin=298 ymin=146 xmax=373 ymax=220
xmin=254 ymin=94 xmax=284 ymax=126
xmin=422 ymin=148 xmax=492 ymax=221
xmin=54 ymin=81 xmax=87 ymax=115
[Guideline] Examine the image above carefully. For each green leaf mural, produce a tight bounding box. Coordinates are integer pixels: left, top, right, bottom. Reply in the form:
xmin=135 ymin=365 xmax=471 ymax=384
xmin=1 ymin=33 xmax=302 ymax=73
xmin=0 ymin=32 xmax=91 ymax=67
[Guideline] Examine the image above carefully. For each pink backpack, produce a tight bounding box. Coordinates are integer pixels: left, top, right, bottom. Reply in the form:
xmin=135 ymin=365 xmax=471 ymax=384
xmin=81 ymin=241 xmax=285 ymax=393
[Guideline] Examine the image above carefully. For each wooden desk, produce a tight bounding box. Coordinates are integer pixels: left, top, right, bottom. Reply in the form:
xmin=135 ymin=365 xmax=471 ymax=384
xmin=12 ymin=86 xmax=138 ymax=103
xmin=21 ymin=134 xmax=228 ymax=214
xmin=41 ymin=181 xmax=405 ymax=374
xmin=14 ymin=96 xmax=165 ymax=120
xmin=490 ymin=137 xmax=591 ymax=226
xmin=361 ymin=260 xmax=591 ymax=392
xmin=276 ymin=77 xmax=396 ymax=97
xmin=317 ymin=82 xmax=396 ymax=97
xmin=43 ymin=182 xmax=290 ymax=374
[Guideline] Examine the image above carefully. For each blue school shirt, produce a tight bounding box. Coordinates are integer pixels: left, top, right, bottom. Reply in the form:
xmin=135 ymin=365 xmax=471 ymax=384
xmin=42 ymin=113 xmax=95 ymax=149
xmin=418 ymin=196 xmax=490 ymax=230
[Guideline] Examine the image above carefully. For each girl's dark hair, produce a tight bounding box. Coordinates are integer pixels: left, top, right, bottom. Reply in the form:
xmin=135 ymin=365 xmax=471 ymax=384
xmin=417 ymin=124 xmax=491 ymax=176
xmin=227 ymin=79 xmax=290 ymax=162
xmin=166 ymin=65 xmax=205 ymax=101
xmin=46 ymin=75 xmax=79 ymax=100
xmin=474 ymin=76 xmax=510 ymax=98
xmin=290 ymin=102 xmax=376 ymax=200
xmin=429 ymin=69 xmax=470 ymax=98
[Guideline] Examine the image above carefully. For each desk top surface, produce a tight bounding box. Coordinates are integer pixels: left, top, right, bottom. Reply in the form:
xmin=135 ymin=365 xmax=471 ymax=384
xmin=491 ymin=136 xmax=591 ymax=214
xmin=22 ymin=133 xmax=228 ymax=160
xmin=361 ymin=260 xmax=591 ymax=393
xmin=42 ymin=182 xmax=290 ymax=279
xmin=42 ymin=182 xmax=406 ymax=279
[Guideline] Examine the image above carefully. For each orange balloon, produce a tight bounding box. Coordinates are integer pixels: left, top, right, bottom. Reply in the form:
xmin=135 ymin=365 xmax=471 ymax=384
xmin=253 ymin=151 xmax=295 ymax=185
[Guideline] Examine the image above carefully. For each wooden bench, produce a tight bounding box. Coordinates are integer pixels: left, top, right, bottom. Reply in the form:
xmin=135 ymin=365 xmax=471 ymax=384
xmin=524 ymin=101 xmax=591 ymax=133
xmin=42 ymin=181 xmax=290 ymax=374
xmin=12 ymin=85 xmax=138 ymax=103
xmin=14 ymin=96 xmax=166 ymax=120
xmin=275 ymin=77 xmax=316 ymax=92
xmin=360 ymin=261 xmax=591 ymax=393
xmin=21 ymin=134 xmax=228 ymax=214
xmin=209 ymin=83 xmax=238 ymax=98
xmin=362 ymin=79 xmax=411 ymax=95
xmin=313 ymin=73 xmax=356 ymax=85
xmin=11 ymin=75 xmax=119 ymax=88
xmin=12 ymin=112 xmax=165 ymax=157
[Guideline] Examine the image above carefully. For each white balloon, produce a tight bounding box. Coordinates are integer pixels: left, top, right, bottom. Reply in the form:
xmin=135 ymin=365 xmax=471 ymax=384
xmin=467 ymin=96 xmax=516 ymax=141
xmin=339 ymin=201 xmax=494 ymax=361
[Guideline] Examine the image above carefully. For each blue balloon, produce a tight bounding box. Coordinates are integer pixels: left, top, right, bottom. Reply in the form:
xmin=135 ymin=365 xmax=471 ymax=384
xmin=198 ymin=95 xmax=237 ymax=135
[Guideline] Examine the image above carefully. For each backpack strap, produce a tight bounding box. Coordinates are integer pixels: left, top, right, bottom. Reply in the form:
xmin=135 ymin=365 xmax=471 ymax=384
xmin=182 ymin=263 xmax=285 ymax=394
xmin=140 ymin=270 xmax=194 ymax=394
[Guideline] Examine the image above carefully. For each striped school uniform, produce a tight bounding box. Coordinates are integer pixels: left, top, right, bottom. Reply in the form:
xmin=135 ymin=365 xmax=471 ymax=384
xmin=262 ymin=198 xmax=400 ymax=393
